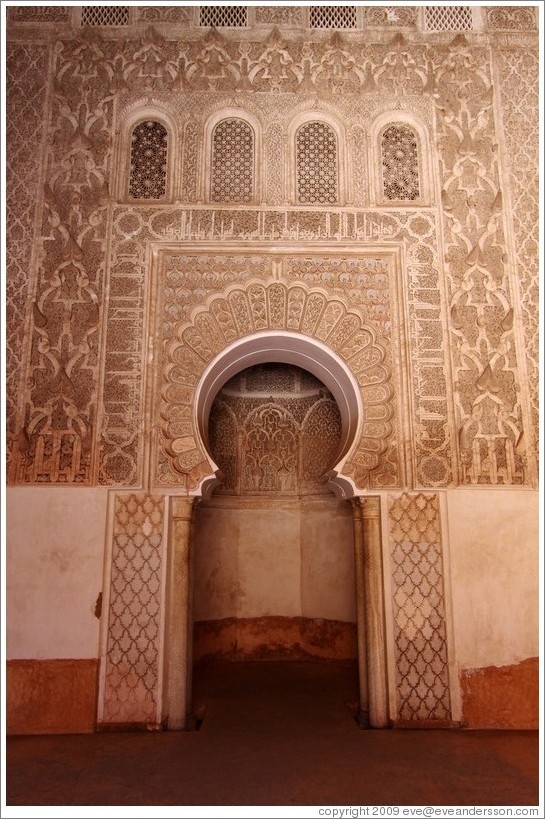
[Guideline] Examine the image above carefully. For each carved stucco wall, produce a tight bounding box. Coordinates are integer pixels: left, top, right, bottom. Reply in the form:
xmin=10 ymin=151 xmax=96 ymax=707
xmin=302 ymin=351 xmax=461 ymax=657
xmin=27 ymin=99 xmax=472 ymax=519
xmin=6 ymin=9 xmax=538 ymax=729
xmin=6 ymin=17 xmax=537 ymax=491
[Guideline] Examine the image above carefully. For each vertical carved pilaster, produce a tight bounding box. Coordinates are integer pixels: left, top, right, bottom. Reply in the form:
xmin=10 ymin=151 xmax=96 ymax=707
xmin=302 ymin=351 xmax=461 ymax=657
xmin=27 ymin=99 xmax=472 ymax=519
xmin=361 ymin=496 xmax=389 ymax=728
xmin=165 ymin=496 xmax=194 ymax=730
xmin=351 ymin=498 xmax=369 ymax=725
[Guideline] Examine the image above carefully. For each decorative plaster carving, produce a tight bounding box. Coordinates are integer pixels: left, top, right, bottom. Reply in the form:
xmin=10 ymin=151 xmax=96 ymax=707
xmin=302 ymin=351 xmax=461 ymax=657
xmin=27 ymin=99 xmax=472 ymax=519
xmin=432 ymin=35 xmax=528 ymax=485
xmin=6 ymin=42 xmax=50 ymax=477
xmin=487 ymin=7 xmax=536 ymax=30
xmin=388 ymin=492 xmax=451 ymax=721
xmin=209 ymin=365 xmax=342 ymax=494
xmin=101 ymin=493 xmax=165 ymax=725
xmin=6 ymin=23 xmax=536 ymax=493
xmin=493 ymin=47 xmax=539 ymax=478
xmin=158 ymin=276 xmax=395 ymax=491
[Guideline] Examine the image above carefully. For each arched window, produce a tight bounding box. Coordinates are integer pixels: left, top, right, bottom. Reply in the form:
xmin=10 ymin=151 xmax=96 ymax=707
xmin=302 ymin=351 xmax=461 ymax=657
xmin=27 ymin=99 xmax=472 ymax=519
xmin=210 ymin=118 xmax=255 ymax=203
xmin=380 ymin=123 xmax=421 ymax=202
xmin=295 ymin=121 xmax=339 ymax=204
xmin=128 ymin=120 xmax=168 ymax=200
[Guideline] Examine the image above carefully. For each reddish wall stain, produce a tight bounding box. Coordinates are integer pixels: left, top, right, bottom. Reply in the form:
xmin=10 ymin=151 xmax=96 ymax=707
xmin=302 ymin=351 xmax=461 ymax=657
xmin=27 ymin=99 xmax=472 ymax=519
xmin=194 ymin=616 xmax=357 ymax=663
xmin=7 ymin=659 xmax=98 ymax=735
xmin=460 ymin=657 xmax=539 ymax=729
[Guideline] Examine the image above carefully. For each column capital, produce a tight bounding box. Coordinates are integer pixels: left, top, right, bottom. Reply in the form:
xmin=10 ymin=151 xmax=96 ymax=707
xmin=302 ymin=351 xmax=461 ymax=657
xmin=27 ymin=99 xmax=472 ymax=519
xmin=361 ymin=495 xmax=381 ymax=520
xmin=171 ymin=496 xmax=194 ymax=521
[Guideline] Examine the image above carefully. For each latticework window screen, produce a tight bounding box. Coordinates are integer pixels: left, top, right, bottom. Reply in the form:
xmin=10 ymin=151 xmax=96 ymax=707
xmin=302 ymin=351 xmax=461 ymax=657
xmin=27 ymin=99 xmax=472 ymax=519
xmin=211 ymin=119 xmax=254 ymax=203
xmin=81 ymin=6 xmax=130 ymax=26
xmin=424 ymin=6 xmax=473 ymax=31
xmin=309 ymin=6 xmax=357 ymax=28
xmin=381 ymin=124 xmax=421 ymax=201
xmin=199 ymin=6 xmax=248 ymax=27
xmin=129 ymin=121 xmax=168 ymax=200
xmin=296 ymin=122 xmax=339 ymax=205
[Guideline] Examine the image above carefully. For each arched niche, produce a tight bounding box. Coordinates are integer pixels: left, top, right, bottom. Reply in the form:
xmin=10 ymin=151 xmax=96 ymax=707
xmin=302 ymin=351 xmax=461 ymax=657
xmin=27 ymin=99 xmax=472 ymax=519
xmin=193 ymin=331 xmax=364 ymax=499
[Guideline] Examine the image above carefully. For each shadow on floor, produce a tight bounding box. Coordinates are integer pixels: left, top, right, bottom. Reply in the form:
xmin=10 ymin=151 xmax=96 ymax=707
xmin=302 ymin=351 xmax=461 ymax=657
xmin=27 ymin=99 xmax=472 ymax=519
xmin=6 ymin=661 xmax=540 ymax=809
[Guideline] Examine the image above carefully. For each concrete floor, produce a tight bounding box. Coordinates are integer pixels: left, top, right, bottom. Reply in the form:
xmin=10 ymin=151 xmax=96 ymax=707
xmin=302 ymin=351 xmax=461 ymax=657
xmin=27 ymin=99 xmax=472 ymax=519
xmin=5 ymin=661 xmax=540 ymax=809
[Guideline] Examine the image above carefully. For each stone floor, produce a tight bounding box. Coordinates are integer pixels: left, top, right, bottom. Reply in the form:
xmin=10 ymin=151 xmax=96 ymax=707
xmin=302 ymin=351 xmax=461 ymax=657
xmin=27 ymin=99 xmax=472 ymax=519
xmin=5 ymin=661 xmax=540 ymax=809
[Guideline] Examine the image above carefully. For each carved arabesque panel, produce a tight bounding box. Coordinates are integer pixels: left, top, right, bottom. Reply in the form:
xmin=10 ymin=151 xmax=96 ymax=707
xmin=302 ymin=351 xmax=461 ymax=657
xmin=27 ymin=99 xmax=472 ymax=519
xmin=101 ymin=493 xmax=165 ymax=724
xmin=432 ymin=36 xmax=529 ymax=485
xmin=493 ymin=47 xmax=539 ymax=474
xmin=158 ymin=278 xmax=396 ymax=491
xmin=6 ymin=42 xmax=50 ymax=477
xmin=388 ymin=492 xmax=451 ymax=722
xmin=208 ymin=365 xmax=342 ymax=494
xmin=11 ymin=32 xmax=115 ymax=484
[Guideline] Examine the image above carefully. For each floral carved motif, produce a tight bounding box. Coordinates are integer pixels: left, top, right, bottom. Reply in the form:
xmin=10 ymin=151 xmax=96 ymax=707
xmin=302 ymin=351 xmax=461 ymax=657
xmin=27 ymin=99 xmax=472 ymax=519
xmin=11 ymin=32 xmax=115 ymax=484
xmin=6 ymin=43 xmax=50 ymax=477
xmin=159 ymin=280 xmax=395 ymax=491
xmin=493 ymin=47 xmax=539 ymax=476
xmin=432 ymin=35 xmax=530 ymax=485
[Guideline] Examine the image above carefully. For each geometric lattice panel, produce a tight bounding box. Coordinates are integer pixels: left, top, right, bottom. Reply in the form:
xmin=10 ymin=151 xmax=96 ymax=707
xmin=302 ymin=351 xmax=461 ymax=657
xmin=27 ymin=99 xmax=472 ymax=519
xmin=309 ymin=6 xmax=357 ymax=28
xmin=102 ymin=494 xmax=165 ymax=724
xmin=381 ymin=124 xmax=420 ymax=201
xmin=424 ymin=7 xmax=472 ymax=31
xmin=388 ymin=493 xmax=451 ymax=721
xmin=211 ymin=119 xmax=254 ymax=203
xmin=296 ymin=121 xmax=339 ymax=204
xmin=199 ymin=6 xmax=248 ymax=27
xmin=81 ymin=7 xmax=130 ymax=26
xmin=129 ymin=120 xmax=168 ymax=200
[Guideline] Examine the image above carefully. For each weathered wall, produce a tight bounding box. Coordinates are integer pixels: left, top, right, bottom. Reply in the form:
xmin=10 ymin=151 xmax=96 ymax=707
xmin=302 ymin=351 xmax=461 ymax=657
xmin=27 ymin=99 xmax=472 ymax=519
xmin=6 ymin=486 xmax=107 ymax=734
xmin=193 ymin=495 xmax=356 ymax=661
xmin=447 ymin=489 xmax=539 ymax=727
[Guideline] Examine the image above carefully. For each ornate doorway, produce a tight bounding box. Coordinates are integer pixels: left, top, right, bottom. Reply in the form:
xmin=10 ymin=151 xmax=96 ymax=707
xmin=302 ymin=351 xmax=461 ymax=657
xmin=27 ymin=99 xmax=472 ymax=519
xmin=192 ymin=363 xmax=358 ymax=665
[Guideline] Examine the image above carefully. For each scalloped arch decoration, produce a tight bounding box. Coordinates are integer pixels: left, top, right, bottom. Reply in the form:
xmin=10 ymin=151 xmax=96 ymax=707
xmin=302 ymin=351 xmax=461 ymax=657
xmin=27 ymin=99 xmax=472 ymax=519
xmin=159 ymin=280 xmax=395 ymax=492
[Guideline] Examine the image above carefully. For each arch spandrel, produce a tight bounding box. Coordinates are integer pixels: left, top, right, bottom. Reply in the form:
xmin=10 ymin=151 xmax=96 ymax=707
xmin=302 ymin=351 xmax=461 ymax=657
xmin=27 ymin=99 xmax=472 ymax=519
xmin=156 ymin=280 xmax=398 ymax=494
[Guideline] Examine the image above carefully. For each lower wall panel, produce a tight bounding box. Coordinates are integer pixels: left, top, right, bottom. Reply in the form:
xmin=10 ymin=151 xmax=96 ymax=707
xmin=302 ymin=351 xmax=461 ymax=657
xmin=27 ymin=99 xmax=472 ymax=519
xmin=7 ymin=659 xmax=99 ymax=735
xmin=194 ymin=616 xmax=357 ymax=663
xmin=460 ymin=657 xmax=539 ymax=729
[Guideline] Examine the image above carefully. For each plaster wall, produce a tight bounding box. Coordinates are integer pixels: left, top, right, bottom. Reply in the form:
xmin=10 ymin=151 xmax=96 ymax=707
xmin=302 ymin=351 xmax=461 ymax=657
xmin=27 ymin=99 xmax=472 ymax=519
xmin=193 ymin=495 xmax=356 ymax=623
xmin=446 ymin=488 xmax=539 ymax=671
xmin=6 ymin=487 xmax=108 ymax=660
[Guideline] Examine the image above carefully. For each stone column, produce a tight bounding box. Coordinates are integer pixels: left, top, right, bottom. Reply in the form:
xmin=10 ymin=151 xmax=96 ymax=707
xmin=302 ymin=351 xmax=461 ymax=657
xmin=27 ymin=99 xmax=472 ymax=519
xmin=165 ymin=496 xmax=194 ymax=730
xmin=361 ymin=495 xmax=389 ymax=728
xmin=351 ymin=498 xmax=369 ymax=726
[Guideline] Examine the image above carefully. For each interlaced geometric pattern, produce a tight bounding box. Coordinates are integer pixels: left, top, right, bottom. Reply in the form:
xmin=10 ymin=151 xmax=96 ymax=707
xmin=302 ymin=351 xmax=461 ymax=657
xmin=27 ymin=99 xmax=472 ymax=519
xmin=296 ymin=122 xmax=339 ymax=205
xmin=388 ymin=493 xmax=451 ymax=721
xmin=381 ymin=124 xmax=420 ymax=201
xmin=209 ymin=364 xmax=342 ymax=495
xmin=424 ymin=7 xmax=472 ymax=31
xmin=310 ymin=6 xmax=357 ymax=28
xmin=102 ymin=494 xmax=164 ymax=723
xmin=199 ymin=6 xmax=248 ymax=27
xmin=81 ymin=6 xmax=130 ymax=26
xmin=129 ymin=121 xmax=168 ymax=200
xmin=211 ymin=119 xmax=254 ymax=203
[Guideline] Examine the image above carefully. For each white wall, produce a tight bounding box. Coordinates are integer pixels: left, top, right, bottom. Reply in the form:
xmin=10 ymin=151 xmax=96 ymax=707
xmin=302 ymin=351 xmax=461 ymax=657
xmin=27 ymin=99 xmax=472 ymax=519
xmin=446 ymin=488 xmax=539 ymax=670
xmin=6 ymin=487 xmax=109 ymax=659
